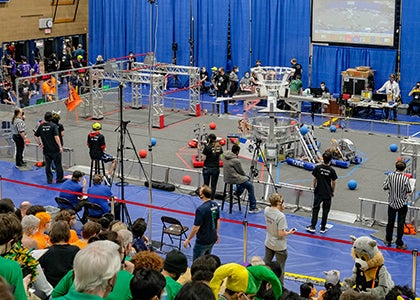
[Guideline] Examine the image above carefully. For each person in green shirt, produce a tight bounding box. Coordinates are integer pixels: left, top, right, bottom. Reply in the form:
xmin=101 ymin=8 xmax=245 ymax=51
xmin=0 ymin=213 xmax=28 ymax=300
xmin=53 ymin=240 xmax=121 ymax=300
xmin=161 ymin=250 xmax=188 ymax=300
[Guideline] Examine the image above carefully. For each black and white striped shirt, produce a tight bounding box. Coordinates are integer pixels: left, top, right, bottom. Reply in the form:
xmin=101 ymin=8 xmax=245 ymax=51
xmin=11 ymin=118 xmax=25 ymax=135
xmin=383 ymin=172 xmax=411 ymax=209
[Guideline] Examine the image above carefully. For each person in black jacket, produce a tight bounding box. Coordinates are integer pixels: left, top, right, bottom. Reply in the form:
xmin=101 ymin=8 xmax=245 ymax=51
xmin=202 ymin=134 xmax=223 ymax=199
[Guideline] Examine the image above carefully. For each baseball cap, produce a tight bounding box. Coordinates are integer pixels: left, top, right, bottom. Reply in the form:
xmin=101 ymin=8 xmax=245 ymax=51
xmin=77 ymin=55 xmax=83 ymax=60
xmin=211 ymin=66 xmax=217 ymax=71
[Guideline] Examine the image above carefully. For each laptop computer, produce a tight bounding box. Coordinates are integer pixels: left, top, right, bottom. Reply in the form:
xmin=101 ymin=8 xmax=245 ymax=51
xmin=371 ymin=93 xmax=388 ymax=102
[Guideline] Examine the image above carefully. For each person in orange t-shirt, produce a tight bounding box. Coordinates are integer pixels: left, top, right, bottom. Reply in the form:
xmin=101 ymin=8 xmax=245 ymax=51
xmin=71 ymin=221 xmax=101 ymax=250
xmin=33 ymin=212 xmax=51 ymax=249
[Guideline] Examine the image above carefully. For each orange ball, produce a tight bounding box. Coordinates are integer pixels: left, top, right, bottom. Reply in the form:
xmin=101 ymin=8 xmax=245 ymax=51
xmin=139 ymin=149 xmax=147 ymax=158
xmin=209 ymin=122 xmax=216 ymax=130
xmin=182 ymin=175 xmax=192 ymax=185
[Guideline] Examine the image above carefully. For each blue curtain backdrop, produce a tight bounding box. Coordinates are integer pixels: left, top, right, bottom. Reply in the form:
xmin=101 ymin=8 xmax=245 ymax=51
xmin=230 ymin=0 xmax=251 ymax=77
xmin=195 ymin=0 xmax=229 ymax=71
xmin=89 ymin=0 xmax=416 ymax=103
xmin=251 ymin=0 xmax=310 ymax=87
xmin=312 ymin=45 xmax=397 ymax=95
xmin=400 ymin=0 xmax=420 ymax=103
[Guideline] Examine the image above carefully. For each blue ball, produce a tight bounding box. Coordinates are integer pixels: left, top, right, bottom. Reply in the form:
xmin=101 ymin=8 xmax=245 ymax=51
xmin=330 ymin=125 xmax=337 ymax=133
xmin=300 ymin=125 xmax=309 ymax=135
xmin=151 ymin=137 xmax=157 ymax=146
xmin=390 ymin=144 xmax=398 ymax=152
xmin=347 ymin=179 xmax=357 ymax=190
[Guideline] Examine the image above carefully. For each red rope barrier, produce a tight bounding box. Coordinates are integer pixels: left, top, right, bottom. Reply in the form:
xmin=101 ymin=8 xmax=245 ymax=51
xmin=0 ymin=176 xmax=412 ymax=254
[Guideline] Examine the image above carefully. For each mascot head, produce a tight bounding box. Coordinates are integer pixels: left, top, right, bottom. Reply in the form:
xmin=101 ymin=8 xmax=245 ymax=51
xmin=350 ymin=235 xmax=384 ymax=271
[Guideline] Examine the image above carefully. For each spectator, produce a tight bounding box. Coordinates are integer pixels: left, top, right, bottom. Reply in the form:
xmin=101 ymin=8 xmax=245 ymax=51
xmin=33 ymin=211 xmax=51 ymax=249
xmin=71 ymin=221 xmax=101 ymax=250
xmin=118 ymin=229 xmax=134 ymax=260
xmin=0 ymin=275 xmax=15 ymax=300
xmin=161 ymin=249 xmax=188 ymax=300
xmin=127 ymin=51 xmax=136 ymax=70
xmin=0 ymin=83 xmax=15 ymax=105
xmin=73 ymin=44 xmax=86 ymax=60
xmin=18 ymin=79 xmax=34 ymax=107
xmin=131 ymin=250 xmax=164 ymax=272
xmin=130 ymin=268 xmax=166 ymax=300
xmin=54 ymin=210 xmax=80 ymax=243
xmin=209 ymin=263 xmax=282 ymax=300
xmin=131 ymin=217 xmax=149 ymax=252
xmin=41 ymin=77 xmax=58 ymax=102
xmin=199 ymin=66 xmax=210 ymax=93
xmin=183 ymin=185 xmax=220 ymax=261
xmin=19 ymin=201 xmax=32 ymax=217
xmin=174 ymin=281 xmax=215 ymax=300
xmin=222 ymin=144 xmax=260 ymax=213
xmin=318 ymin=270 xmax=341 ymax=300
xmin=52 ymin=240 xmax=122 ymax=299
xmin=228 ymin=66 xmax=239 ymax=97
xmin=300 ymin=282 xmax=316 ymax=300
xmin=38 ymin=221 xmax=79 ymax=287
xmin=21 ymin=214 xmax=40 ymax=250
xmin=53 ymin=232 xmax=133 ymax=300
xmin=190 ymin=254 xmax=221 ymax=283
xmin=0 ymin=213 xmax=28 ymax=300
xmin=214 ymin=67 xmax=229 ymax=114
xmin=239 ymin=71 xmax=253 ymax=93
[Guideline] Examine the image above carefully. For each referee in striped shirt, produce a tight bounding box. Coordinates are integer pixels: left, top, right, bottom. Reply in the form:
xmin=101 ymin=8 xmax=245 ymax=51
xmin=383 ymin=160 xmax=412 ymax=250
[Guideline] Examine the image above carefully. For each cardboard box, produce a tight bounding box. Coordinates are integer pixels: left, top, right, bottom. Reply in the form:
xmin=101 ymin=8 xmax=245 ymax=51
xmin=356 ymin=66 xmax=371 ymax=71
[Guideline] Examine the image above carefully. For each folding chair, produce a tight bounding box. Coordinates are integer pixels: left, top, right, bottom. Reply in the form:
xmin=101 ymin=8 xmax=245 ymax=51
xmin=54 ymin=197 xmax=83 ymax=222
xmin=160 ymin=216 xmax=189 ymax=250
xmin=84 ymin=202 xmax=105 ymax=222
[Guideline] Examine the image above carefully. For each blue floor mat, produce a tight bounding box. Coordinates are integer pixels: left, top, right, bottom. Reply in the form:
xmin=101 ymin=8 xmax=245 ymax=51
xmin=1 ymin=160 xmax=418 ymax=294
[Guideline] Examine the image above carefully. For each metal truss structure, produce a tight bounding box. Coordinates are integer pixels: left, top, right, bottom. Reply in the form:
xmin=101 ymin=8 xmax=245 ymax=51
xmin=93 ymin=60 xmax=200 ymax=127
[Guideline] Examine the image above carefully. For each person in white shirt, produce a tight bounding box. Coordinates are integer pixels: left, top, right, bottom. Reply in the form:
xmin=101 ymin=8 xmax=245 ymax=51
xmin=377 ymin=74 xmax=400 ymax=120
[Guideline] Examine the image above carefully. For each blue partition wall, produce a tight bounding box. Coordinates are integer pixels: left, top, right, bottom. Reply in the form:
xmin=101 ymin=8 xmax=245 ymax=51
xmin=89 ymin=0 xmax=418 ymax=103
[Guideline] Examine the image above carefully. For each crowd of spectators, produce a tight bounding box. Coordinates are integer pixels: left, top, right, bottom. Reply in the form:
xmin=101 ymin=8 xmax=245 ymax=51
xmin=0 ymin=196 xmax=415 ymax=300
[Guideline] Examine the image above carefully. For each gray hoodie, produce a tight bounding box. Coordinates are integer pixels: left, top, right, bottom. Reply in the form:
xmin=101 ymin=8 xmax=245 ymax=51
xmin=222 ymin=150 xmax=248 ymax=184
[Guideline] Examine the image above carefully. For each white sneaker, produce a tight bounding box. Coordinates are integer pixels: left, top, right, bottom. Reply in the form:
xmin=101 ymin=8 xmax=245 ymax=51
xmin=320 ymin=228 xmax=328 ymax=234
xmin=248 ymin=208 xmax=261 ymax=214
xmin=306 ymin=226 xmax=316 ymax=233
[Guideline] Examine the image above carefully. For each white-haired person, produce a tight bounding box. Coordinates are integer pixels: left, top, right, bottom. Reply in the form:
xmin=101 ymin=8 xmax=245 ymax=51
xmin=21 ymin=214 xmax=40 ymax=250
xmin=53 ymin=240 xmax=122 ymax=299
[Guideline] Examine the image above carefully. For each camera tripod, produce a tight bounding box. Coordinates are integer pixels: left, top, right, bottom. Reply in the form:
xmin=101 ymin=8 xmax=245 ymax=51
xmin=113 ymin=120 xmax=150 ymax=226
xmin=249 ymin=138 xmax=279 ymax=203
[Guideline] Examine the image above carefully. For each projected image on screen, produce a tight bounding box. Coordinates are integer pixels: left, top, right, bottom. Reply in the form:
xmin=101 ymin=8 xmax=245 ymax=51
xmin=312 ymin=0 xmax=396 ymax=47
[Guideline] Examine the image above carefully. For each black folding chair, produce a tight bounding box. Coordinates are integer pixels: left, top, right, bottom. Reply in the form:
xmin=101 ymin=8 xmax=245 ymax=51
xmin=160 ymin=216 xmax=189 ymax=250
